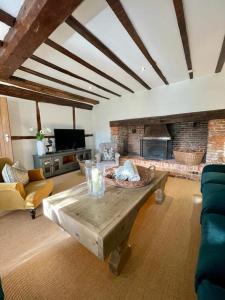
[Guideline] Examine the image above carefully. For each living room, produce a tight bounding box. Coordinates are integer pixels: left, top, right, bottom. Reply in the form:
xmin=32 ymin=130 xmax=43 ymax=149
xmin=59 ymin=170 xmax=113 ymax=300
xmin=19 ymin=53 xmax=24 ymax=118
xmin=0 ymin=0 xmax=225 ymax=299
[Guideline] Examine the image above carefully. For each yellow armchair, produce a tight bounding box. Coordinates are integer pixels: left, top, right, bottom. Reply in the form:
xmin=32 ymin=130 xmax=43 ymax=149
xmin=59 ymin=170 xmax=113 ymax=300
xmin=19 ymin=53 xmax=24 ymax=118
xmin=0 ymin=157 xmax=53 ymax=219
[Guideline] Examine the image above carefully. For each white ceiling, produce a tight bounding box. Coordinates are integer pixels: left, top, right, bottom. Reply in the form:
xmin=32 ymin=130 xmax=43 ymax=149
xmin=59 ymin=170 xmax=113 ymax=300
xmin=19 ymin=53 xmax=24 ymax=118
xmin=0 ymin=0 xmax=224 ymax=104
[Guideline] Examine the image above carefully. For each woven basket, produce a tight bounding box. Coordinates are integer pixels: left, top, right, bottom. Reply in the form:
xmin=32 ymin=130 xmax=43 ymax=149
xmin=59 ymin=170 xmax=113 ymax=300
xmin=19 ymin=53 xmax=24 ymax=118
xmin=173 ymin=150 xmax=205 ymax=166
xmin=105 ymin=165 xmax=155 ymax=188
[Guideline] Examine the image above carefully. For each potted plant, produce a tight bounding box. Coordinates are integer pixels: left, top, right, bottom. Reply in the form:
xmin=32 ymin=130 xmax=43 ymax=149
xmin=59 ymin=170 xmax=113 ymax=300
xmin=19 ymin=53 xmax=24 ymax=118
xmin=29 ymin=127 xmax=52 ymax=156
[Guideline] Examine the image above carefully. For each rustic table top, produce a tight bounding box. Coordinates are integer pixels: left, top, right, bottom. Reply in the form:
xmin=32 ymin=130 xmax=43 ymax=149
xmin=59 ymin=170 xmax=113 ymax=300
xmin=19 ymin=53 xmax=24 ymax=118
xmin=43 ymin=170 xmax=168 ymax=260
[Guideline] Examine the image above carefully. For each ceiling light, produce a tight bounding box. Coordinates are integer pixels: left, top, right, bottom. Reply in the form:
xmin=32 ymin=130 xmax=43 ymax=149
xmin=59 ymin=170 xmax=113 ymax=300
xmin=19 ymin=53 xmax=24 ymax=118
xmin=141 ymin=66 xmax=146 ymax=73
xmin=188 ymin=69 xmax=193 ymax=73
xmin=88 ymin=85 xmax=93 ymax=90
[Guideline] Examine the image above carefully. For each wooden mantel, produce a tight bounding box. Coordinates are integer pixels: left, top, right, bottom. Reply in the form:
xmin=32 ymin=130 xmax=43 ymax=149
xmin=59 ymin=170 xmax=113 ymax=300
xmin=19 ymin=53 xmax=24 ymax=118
xmin=110 ymin=109 xmax=225 ymax=127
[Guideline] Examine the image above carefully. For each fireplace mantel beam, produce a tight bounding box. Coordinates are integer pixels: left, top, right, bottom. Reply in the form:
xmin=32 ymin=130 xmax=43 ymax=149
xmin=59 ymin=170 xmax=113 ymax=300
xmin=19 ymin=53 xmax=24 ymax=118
xmin=110 ymin=109 xmax=225 ymax=127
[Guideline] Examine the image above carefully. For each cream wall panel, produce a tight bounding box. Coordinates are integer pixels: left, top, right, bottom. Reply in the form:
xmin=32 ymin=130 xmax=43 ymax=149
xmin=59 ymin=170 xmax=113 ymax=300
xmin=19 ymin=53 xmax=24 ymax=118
xmin=39 ymin=103 xmax=73 ymax=131
xmin=12 ymin=140 xmax=36 ymax=169
xmin=8 ymin=98 xmax=36 ymax=135
xmin=75 ymin=108 xmax=93 ymax=133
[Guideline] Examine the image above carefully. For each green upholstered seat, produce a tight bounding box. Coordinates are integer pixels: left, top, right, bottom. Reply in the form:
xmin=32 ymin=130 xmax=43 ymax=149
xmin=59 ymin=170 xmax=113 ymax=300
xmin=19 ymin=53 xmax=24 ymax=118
xmin=195 ymin=213 xmax=225 ymax=291
xmin=203 ymin=165 xmax=225 ymax=174
xmin=201 ymin=191 xmax=225 ymax=223
xmin=202 ymin=183 xmax=225 ymax=199
xmin=202 ymin=172 xmax=225 ymax=188
xmin=197 ymin=280 xmax=225 ymax=300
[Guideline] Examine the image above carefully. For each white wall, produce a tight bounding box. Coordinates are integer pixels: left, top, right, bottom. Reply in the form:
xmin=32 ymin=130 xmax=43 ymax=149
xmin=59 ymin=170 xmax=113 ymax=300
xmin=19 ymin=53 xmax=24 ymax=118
xmin=7 ymin=98 xmax=94 ymax=169
xmin=93 ymin=72 xmax=225 ymax=148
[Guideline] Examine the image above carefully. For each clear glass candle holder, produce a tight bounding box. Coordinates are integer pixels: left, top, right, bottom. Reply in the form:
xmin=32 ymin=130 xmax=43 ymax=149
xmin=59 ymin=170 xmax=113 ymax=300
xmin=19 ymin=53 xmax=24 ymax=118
xmin=85 ymin=163 xmax=105 ymax=198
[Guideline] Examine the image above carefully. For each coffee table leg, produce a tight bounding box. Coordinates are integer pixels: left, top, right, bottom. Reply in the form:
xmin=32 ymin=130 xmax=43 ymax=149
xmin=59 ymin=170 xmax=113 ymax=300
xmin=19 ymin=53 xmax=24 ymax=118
xmin=155 ymin=188 xmax=165 ymax=204
xmin=108 ymin=237 xmax=131 ymax=276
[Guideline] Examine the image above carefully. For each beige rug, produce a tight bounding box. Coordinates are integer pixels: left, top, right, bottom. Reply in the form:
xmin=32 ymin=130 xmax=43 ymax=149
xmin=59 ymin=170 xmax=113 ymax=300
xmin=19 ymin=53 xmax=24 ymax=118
xmin=0 ymin=172 xmax=201 ymax=300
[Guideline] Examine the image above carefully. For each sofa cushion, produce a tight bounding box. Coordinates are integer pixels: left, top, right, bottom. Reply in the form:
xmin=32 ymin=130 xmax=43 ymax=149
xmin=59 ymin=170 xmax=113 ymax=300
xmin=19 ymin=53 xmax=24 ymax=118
xmin=202 ymin=183 xmax=225 ymax=199
xmin=201 ymin=191 xmax=225 ymax=222
xmin=25 ymin=179 xmax=53 ymax=209
xmin=195 ymin=213 xmax=225 ymax=290
xmin=202 ymin=172 xmax=225 ymax=188
xmin=197 ymin=280 xmax=225 ymax=300
xmin=203 ymin=164 xmax=225 ymax=174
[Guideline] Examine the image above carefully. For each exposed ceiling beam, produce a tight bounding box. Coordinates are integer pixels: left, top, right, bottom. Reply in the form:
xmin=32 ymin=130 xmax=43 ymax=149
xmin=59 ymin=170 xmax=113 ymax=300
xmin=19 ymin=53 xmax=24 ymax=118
xmin=106 ymin=0 xmax=169 ymax=85
xmin=0 ymin=83 xmax=92 ymax=110
xmin=1 ymin=76 xmax=99 ymax=105
xmin=66 ymin=15 xmax=150 ymax=89
xmin=173 ymin=0 xmax=193 ymax=79
xmin=0 ymin=0 xmax=84 ymax=79
xmin=19 ymin=66 xmax=108 ymax=99
xmin=45 ymin=38 xmax=134 ymax=93
xmin=30 ymin=55 xmax=121 ymax=97
xmin=0 ymin=9 xmax=16 ymax=27
xmin=215 ymin=36 xmax=225 ymax=73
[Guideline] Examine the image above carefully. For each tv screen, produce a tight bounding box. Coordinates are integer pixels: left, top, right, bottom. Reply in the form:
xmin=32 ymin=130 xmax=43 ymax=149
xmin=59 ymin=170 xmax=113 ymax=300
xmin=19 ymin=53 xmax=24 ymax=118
xmin=54 ymin=129 xmax=85 ymax=151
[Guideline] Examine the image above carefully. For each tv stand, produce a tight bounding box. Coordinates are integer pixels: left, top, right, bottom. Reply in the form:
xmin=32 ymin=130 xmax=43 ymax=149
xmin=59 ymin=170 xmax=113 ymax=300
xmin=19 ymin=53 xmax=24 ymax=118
xmin=33 ymin=149 xmax=92 ymax=178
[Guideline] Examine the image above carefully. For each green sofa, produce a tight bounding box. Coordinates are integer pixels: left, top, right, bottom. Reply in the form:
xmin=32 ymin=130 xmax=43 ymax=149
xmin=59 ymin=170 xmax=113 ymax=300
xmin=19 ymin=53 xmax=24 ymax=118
xmin=195 ymin=164 xmax=225 ymax=299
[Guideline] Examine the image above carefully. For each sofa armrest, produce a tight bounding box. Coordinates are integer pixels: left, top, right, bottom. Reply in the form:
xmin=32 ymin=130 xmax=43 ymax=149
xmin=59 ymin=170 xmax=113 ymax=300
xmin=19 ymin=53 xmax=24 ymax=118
xmin=202 ymin=164 xmax=225 ymax=174
xmin=28 ymin=168 xmax=45 ymax=181
xmin=115 ymin=152 xmax=120 ymax=166
xmin=95 ymin=153 xmax=101 ymax=163
xmin=0 ymin=182 xmax=26 ymax=210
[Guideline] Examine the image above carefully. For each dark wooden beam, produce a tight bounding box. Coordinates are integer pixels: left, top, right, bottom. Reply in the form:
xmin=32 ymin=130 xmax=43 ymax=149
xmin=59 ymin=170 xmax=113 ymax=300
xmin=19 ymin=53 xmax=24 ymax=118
xmin=110 ymin=109 xmax=225 ymax=127
xmin=0 ymin=83 xmax=93 ymax=110
xmin=19 ymin=66 xmax=108 ymax=100
xmin=45 ymin=38 xmax=134 ymax=93
xmin=2 ymin=76 xmax=99 ymax=105
xmin=0 ymin=9 xmax=16 ymax=27
xmin=30 ymin=55 xmax=121 ymax=97
xmin=73 ymin=107 xmax=76 ymax=129
xmin=215 ymin=36 xmax=225 ymax=73
xmin=0 ymin=40 xmax=3 ymax=47
xmin=66 ymin=16 xmax=150 ymax=89
xmin=0 ymin=0 xmax=84 ymax=79
xmin=106 ymin=0 xmax=168 ymax=85
xmin=36 ymin=101 xmax=41 ymax=131
xmin=173 ymin=0 xmax=193 ymax=79
xmin=11 ymin=134 xmax=93 ymax=140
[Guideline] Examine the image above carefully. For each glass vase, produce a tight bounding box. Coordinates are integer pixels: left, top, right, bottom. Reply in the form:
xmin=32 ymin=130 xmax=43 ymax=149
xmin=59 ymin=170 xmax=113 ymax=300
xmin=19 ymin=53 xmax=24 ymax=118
xmin=85 ymin=163 xmax=105 ymax=198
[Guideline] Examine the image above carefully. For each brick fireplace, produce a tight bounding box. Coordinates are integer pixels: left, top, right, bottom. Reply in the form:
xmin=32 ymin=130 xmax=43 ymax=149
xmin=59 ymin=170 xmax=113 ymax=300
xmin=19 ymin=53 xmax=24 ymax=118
xmin=110 ymin=115 xmax=225 ymax=180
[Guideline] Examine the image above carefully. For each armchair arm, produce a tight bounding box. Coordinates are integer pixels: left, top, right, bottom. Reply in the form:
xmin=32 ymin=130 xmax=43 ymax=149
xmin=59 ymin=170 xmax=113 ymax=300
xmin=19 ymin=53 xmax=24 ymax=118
xmin=0 ymin=182 xmax=26 ymax=210
xmin=115 ymin=152 xmax=120 ymax=166
xmin=95 ymin=153 xmax=101 ymax=163
xmin=28 ymin=168 xmax=45 ymax=181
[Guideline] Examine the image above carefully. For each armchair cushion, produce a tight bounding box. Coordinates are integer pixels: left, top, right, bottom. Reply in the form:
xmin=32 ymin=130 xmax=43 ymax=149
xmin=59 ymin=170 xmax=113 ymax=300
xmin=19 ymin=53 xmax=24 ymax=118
xmin=28 ymin=168 xmax=45 ymax=182
xmin=102 ymin=147 xmax=115 ymax=161
xmin=2 ymin=163 xmax=29 ymax=185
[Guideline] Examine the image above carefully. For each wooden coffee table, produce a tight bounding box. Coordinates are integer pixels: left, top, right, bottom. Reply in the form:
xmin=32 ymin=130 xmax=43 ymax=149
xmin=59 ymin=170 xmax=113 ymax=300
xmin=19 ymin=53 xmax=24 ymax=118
xmin=43 ymin=171 xmax=168 ymax=275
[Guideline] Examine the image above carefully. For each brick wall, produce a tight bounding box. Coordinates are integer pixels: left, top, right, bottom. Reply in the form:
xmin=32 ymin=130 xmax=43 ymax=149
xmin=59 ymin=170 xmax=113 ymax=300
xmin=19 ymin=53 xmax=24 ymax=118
xmin=111 ymin=126 xmax=128 ymax=154
xmin=206 ymin=119 xmax=225 ymax=163
xmin=168 ymin=121 xmax=208 ymax=153
xmin=127 ymin=125 xmax=144 ymax=155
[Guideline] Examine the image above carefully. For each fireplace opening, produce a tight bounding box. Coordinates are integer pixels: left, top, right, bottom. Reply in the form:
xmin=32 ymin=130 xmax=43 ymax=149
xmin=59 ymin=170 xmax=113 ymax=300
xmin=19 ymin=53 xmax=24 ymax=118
xmin=140 ymin=125 xmax=172 ymax=160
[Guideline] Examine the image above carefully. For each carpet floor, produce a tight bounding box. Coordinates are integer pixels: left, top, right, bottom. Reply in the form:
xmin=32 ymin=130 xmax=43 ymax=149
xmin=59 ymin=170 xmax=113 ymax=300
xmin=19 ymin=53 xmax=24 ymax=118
xmin=0 ymin=171 xmax=201 ymax=300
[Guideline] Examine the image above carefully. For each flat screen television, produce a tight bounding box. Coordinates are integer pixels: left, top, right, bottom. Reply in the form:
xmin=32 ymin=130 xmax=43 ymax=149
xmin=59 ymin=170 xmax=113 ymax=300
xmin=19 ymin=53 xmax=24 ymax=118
xmin=54 ymin=129 xmax=85 ymax=151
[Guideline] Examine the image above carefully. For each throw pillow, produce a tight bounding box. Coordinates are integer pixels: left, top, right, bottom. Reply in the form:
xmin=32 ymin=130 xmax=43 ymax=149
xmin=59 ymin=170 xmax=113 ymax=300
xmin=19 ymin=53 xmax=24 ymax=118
xmin=102 ymin=147 xmax=115 ymax=161
xmin=2 ymin=164 xmax=29 ymax=185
